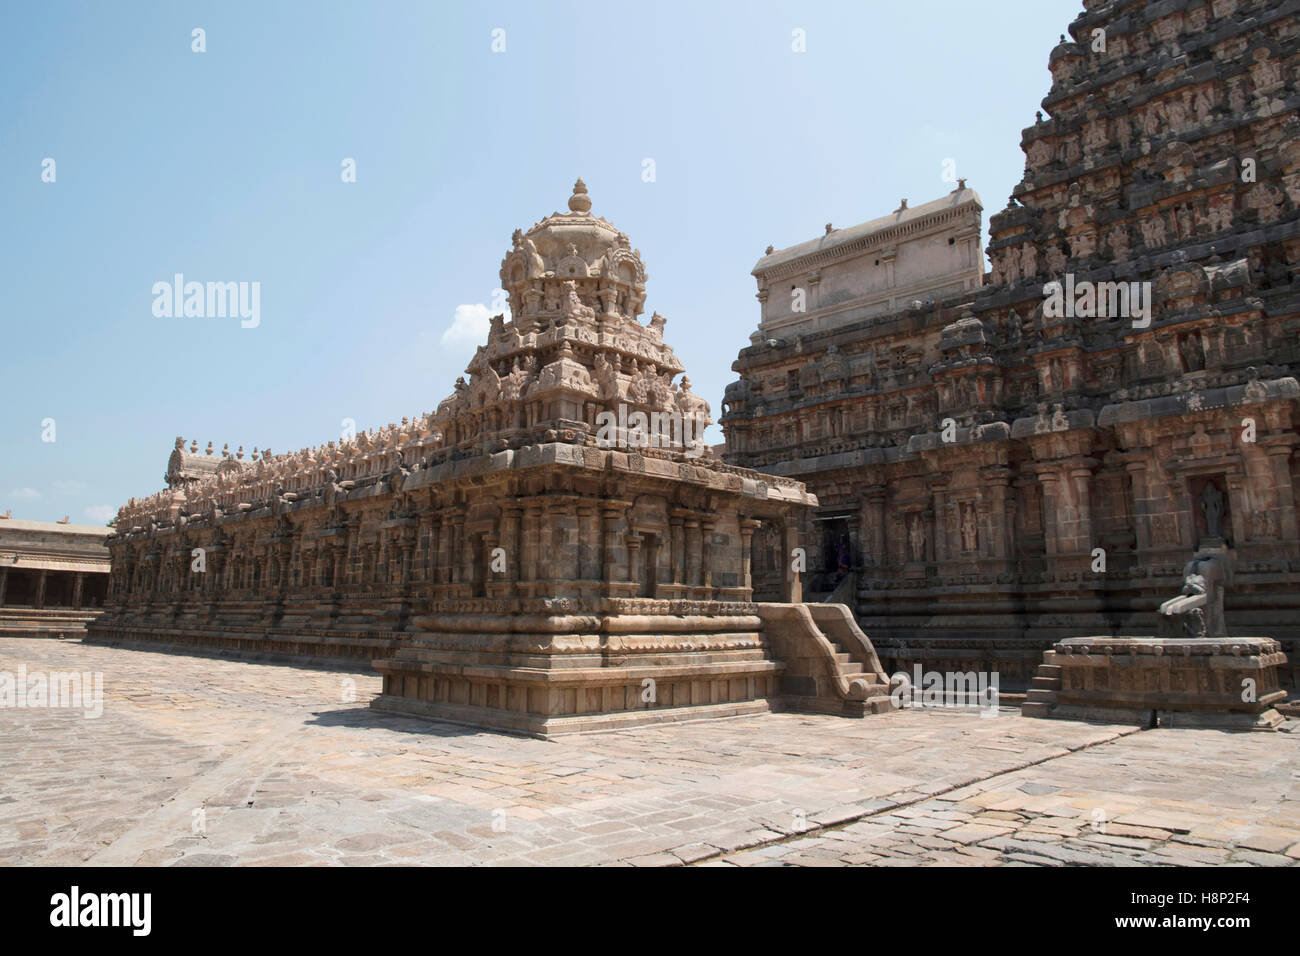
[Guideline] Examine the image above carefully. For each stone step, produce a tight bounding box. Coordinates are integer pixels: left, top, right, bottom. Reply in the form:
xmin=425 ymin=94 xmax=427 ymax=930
xmin=1026 ymin=688 xmax=1058 ymax=703
xmin=842 ymin=671 xmax=892 ymax=694
xmin=1020 ymin=701 xmax=1053 ymax=718
xmin=855 ymin=682 xmax=893 ymax=700
xmin=1031 ymin=675 xmax=1061 ymax=690
xmin=1038 ymin=664 xmax=1062 ymax=678
xmin=868 ymin=696 xmax=896 ymax=714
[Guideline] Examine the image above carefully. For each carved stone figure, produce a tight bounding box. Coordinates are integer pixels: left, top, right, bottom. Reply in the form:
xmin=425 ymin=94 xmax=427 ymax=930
xmin=1199 ymin=482 xmax=1225 ymax=539
xmin=1107 ymin=223 xmax=1131 ymax=260
xmin=1158 ymin=551 xmax=1229 ymax=638
xmin=1140 ymin=214 xmax=1167 ymax=248
xmin=960 ymin=505 xmax=978 ymax=552
xmin=908 ymin=516 xmax=926 ymax=562
xmin=1019 ymin=243 xmax=1038 ymax=278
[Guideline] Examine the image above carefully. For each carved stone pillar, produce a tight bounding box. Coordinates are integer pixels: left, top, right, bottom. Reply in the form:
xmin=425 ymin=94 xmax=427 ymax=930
xmin=1265 ymin=444 xmax=1298 ymax=541
xmin=980 ymin=468 xmax=1013 ymax=560
xmin=399 ymin=529 xmax=415 ymax=586
xmin=559 ymin=500 xmax=579 ymax=583
xmin=862 ymin=486 xmax=886 ymax=566
xmin=700 ymin=520 xmax=715 ymax=591
xmin=601 ymin=503 xmax=627 ymax=592
xmin=411 ymin=516 xmax=427 ymax=584
xmin=73 ymin=571 xmax=85 ymax=608
xmin=928 ymin=479 xmax=949 ymax=562
xmin=739 ymin=519 xmax=759 ymax=596
xmin=434 ymin=514 xmax=452 ymax=584
xmin=537 ymin=501 xmax=556 ymax=583
xmin=501 ymin=506 xmax=522 ymax=587
xmin=365 ymin=543 xmax=379 ymax=586
xmin=483 ymin=531 xmax=500 ymax=591
xmin=626 ymin=533 xmax=643 ymax=589
xmin=974 ymin=499 xmax=992 ymax=557
xmin=524 ymin=503 xmax=544 ymax=582
xmin=0 ymin=567 xmax=7 ymax=606
xmin=684 ymin=519 xmax=702 ymax=587
xmin=1226 ymin=474 xmax=1249 ymax=546
xmin=451 ymin=510 xmax=467 ymax=586
xmin=332 ymin=544 xmax=345 ymax=591
xmin=576 ymin=504 xmax=598 ymax=580
xmin=1039 ymin=470 xmax=1062 ymax=556
xmin=1070 ymin=464 xmax=1095 ymax=553
xmin=35 ymin=569 xmax=47 ymax=609
xmin=1125 ymin=461 xmax=1152 ymax=551
xmin=669 ymin=511 xmax=686 ymax=584
xmin=782 ymin=521 xmax=802 ymax=603
xmin=923 ymin=508 xmax=937 ymax=564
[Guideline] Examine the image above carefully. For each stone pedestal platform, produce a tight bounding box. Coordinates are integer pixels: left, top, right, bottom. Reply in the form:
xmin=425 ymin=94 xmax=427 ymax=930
xmin=370 ymin=603 xmax=778 ymax=737
xmin=370 ymin=599 xmax=895 ymax=737
xmin=1022 ymin=636 xmax=1288 ymax=731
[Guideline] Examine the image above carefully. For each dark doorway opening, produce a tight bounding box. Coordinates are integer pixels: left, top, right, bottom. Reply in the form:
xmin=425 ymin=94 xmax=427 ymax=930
xmin=639 ymin=534 xmax=659 ymax=597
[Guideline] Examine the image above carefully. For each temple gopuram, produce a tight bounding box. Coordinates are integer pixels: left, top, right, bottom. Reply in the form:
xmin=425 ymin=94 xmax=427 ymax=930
xmin=91 ymin=182 xmax=897 ymax=735
xmin=722 ymin=0 xmax=1300 ymax=690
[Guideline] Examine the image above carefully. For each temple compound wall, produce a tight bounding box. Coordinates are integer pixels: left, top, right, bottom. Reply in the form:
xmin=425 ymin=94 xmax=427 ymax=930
xmin=722 ymin=0 xmax=1300 ymax=690
xmin=89 ymin=183 xmax=898 ymax=734
xmin=0 ymin=515 xmax=110 ymax=637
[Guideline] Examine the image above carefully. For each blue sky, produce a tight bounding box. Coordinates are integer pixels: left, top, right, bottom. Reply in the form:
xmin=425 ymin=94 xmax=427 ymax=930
xmin=0 ymin=0 xmax=1083 ymax=524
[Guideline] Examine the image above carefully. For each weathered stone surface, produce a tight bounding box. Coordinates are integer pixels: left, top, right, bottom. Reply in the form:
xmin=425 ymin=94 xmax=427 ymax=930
xmin=1025 ymin=632 xmax=1288 ymax=728
xmin=721 ymin=0 xmax=1300 ymax=691
xmin=0 ymin=517 xmax=109 ymax=636
xmin=87 ymin=184 xmax=909 ymax=734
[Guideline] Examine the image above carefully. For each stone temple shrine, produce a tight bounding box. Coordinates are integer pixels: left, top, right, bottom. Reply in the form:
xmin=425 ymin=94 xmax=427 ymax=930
xmin=89 ymin=182 xmax=896 ymax=735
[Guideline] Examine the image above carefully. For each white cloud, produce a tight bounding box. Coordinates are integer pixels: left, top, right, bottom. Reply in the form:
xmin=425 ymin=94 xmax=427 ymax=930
xmin=10 ymin=488 xmax=40 ymax=500
xmin=84 ymin=504 xmax=116 ymax=524
xmin=440 ymin=303 xmax=508 ymax=347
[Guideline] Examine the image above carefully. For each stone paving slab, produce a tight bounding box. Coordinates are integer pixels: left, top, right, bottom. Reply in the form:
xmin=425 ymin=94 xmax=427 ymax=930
xmin=0 ymin=638 xmax=1297 ymax=866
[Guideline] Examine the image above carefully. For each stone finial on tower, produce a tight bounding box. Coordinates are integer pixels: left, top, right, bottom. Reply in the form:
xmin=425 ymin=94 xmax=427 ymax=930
xmin=568 ymin=178 xmax=592 ymax=214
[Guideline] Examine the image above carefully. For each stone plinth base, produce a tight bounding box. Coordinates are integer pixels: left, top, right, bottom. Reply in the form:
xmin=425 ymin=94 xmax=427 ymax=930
xmin=1022 ymin=636 xmax=1288 ymax=731
xmin=85 ymin=621 xmax=400 ymax=669
xmin=370 ymin=599 xmax=896 ymax=736
xmin=370 ymin=602 xmax=779 ymax=737
xmin=1 ymin=607 xmax=103 ymax=639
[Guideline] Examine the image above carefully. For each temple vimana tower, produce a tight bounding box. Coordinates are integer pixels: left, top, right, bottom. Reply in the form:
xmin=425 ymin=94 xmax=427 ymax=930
xmin=721 ymin=0 xmax=1300 ymax=689
xmin=92 ymin=182 xmax=899 ymax=734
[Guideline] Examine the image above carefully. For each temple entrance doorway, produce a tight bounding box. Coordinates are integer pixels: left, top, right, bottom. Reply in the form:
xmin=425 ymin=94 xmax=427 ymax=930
xmin=639 ymin=533 xmax=659 ymax=597
xmin=818 ymin=516 xmax=851 ymax=593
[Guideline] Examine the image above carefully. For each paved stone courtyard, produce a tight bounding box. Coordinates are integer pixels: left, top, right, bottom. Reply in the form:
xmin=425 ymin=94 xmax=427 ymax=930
xmin=1 ymin=636 xmax=1298 ymax=867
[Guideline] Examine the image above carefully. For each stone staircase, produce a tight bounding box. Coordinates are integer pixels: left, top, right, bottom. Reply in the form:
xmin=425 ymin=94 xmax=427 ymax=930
xmin=822 ymin=629 xmax=893 ymax=714
xmin=0 ymin=606 xmax=102 ymax=637
xmin=1020 ymin=651 xmax=1062 ymax=718
xmin=758 ymin=602 xmax=896 ymax=717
